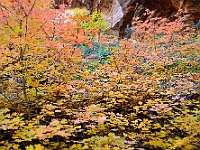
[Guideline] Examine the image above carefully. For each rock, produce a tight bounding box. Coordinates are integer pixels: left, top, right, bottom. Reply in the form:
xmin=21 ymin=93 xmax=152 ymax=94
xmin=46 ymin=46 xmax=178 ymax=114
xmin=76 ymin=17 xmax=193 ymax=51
xmin=55 ymin=0 xmax=200 ymax=37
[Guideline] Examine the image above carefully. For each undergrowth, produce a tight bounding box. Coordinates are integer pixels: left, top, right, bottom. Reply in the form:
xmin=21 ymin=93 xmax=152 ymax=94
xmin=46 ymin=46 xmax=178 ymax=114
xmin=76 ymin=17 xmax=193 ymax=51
xmin=0 ymin=1 xmax=199 ymax=150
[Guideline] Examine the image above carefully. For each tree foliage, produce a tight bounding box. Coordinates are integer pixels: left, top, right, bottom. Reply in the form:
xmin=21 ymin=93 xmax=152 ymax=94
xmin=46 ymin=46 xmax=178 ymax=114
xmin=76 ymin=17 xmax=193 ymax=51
xmin=0 ymin=1 xmax=200 ymax=150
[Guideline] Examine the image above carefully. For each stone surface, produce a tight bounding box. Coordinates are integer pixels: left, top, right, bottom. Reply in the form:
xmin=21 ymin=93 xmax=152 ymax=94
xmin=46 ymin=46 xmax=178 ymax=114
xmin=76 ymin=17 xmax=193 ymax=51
xmin=55 ymin=0 xmax=200 ymax=37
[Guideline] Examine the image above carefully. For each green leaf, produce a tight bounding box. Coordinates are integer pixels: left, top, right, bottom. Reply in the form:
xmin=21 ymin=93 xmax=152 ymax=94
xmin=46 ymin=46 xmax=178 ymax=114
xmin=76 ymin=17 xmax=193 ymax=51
xmin=0 ymin=108 xmax=10 ymax=114
xmin=50 ymin=120 xmax=60 ymax=127
xmin=30 ymin=88 xmax=37 ymax=96
xmin=176 ymin=60 xmax=182 ymax=65
xmin=27 ymin=130 xmax=35 ymax=137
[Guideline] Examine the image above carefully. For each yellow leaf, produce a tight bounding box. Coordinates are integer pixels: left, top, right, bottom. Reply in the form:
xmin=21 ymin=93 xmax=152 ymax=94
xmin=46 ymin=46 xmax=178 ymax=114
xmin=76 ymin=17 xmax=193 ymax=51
xmin=116 ymin=93 xmax=124 ymax=98
xmin=138 ymin=101 xmax=143 ymax=105
xmin=118 ymin=99 xmax=125 ymax=102
xmin=153 ymin=123 xmax=161 ymax=129
xmin=123 ymin=133 xmax=128 ymax=138
xmin=47 ymin=111 xmax=54 ymax=116
xmin=108 ymin=132 xmax=115 ymax=137
xmin=64 ymin=94 xmax=71 ymax=99
xmin=26 ymin=145 xmax=34 ymax=150
xmin=104 ymin=144 xmax=109 ymax=150
xmin=35 ymin=144 xmax=44 ymax=150
xmin=133 ymin=106 xmax=139 ymax=113
xmin=112 ymin=147 xmax=120 ymax=150
xmin=12 ymin=144 xmax=19 ymax=150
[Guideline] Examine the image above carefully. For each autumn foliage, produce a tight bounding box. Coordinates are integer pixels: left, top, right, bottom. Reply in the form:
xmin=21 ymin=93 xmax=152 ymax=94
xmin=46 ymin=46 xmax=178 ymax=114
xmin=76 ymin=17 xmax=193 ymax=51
xmin=0 ymin=0 xmax=200 ymax=150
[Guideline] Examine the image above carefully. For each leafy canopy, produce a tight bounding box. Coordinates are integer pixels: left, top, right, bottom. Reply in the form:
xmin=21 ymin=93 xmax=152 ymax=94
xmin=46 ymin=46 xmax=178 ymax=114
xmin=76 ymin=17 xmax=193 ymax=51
xmin=0 ymin=1 xmax=200 ymax=150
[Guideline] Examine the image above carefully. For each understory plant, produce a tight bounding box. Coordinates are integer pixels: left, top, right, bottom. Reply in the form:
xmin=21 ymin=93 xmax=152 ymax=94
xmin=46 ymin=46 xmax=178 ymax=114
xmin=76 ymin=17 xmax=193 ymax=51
xmin=0 ymin=1 xmax=199 ymax=150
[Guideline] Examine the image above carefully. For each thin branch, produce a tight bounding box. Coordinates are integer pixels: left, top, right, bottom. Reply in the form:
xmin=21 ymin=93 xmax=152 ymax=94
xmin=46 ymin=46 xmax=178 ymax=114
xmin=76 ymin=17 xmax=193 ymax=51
xmin=0 ymin=93 xmax=11 ymax=102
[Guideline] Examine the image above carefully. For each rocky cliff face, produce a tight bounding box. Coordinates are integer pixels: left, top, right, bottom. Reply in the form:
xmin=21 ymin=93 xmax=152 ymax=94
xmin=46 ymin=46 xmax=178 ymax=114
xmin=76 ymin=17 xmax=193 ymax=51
xmin=56 ymin=0 xmax=200 ymax=37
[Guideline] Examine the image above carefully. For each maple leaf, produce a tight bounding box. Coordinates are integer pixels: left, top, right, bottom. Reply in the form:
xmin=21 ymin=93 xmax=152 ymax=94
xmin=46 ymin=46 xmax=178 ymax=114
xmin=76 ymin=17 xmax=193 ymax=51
xmin=97 ymin=116 xmax=107 ymax=123
xmin=55 ymin=131 xmax=71 ymax=137
xmin=73 ymin=119 xmax=85 ymax=124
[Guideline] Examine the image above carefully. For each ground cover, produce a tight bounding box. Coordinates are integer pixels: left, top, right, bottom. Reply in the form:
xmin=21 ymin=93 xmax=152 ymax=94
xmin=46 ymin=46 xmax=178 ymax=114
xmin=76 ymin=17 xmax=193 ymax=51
xmin=0 ymin=1 xmax=200 ymax=150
